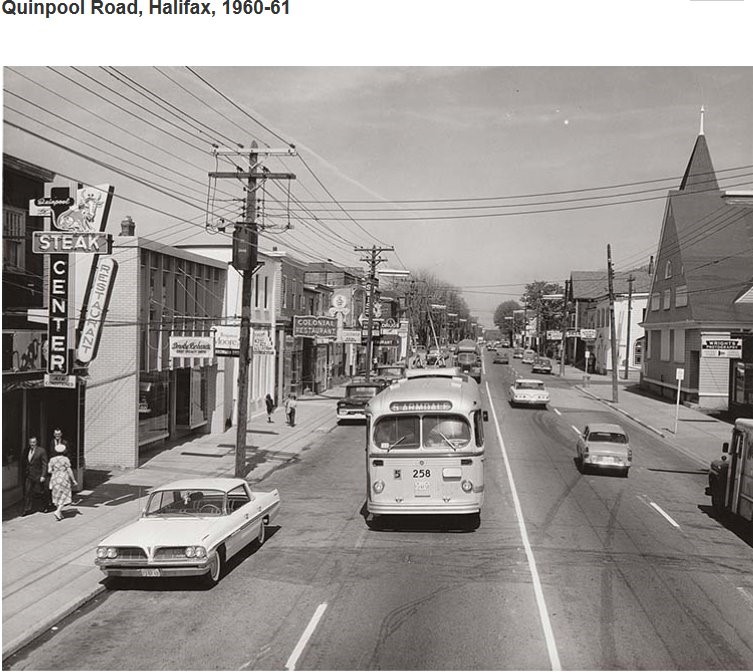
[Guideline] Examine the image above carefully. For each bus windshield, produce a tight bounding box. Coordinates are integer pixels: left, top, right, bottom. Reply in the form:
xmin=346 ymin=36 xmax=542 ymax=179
xmin=373 ymin=414 xmax=471 ymax=450
xmin=457 ymin=352 xmax=477 ymax=365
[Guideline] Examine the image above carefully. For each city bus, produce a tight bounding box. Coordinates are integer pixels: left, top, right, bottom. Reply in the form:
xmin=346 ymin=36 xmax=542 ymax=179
xmin=364 ymin=372 xmax=487 ymax=529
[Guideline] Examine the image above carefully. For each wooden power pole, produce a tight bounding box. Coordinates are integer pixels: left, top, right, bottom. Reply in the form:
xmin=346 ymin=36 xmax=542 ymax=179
xmin=624 ymin=274 xmax=634 ymax=381
xmin=607 ymin=244 xmax=619 ymax=403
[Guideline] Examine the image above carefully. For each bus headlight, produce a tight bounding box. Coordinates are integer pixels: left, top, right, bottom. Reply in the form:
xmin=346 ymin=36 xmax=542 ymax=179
xmin=461 ymin=480 xmax=473 ymax=493
xmin=373 ymin=480 xmax=385 ymax=494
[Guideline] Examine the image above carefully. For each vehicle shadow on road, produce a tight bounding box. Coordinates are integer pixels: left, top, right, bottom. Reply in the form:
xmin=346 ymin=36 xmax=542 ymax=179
xmin=697 ymin=504 xmax=753 ymax=547
xmin=359 ymin=502 xmax=478 ymax=533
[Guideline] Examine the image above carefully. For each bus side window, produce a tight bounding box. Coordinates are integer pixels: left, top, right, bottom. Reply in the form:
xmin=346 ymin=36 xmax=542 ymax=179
xmin=474 ymin=410 xmax=484 ymax=447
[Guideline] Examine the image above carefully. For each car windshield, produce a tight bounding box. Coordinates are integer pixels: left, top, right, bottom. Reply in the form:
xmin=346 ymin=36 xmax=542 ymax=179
xmin=145 ymin=488 xmax=227 ymax=516
xmin=347 ymin=386 xmax=379 ymax=398
xmin=588 ymin=431 xmax=627 ymax=444
xmin=516 ymin=382 xmax=544 ymax=390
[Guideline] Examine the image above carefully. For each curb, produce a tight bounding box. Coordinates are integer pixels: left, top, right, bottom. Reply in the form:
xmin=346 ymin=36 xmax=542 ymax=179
xmin=3 ymin=583 xmax=106 ymax=660
xmin=574 ymin=384 xmax=668 ymax=438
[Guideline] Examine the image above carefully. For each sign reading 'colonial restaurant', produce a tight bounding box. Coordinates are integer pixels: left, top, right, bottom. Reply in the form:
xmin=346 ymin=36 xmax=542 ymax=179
xmin=293 ymin=315 xmax=337 ymax=339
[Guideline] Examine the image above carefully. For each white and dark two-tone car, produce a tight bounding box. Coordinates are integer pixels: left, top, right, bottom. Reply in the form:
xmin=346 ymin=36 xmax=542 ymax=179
xmin=337 ymin=381 xmax=385 ymax=422
xmin=95 ymin=478 xmax=280 ymax=586
xmin=508 ymin=378 xmax=550 ymax=408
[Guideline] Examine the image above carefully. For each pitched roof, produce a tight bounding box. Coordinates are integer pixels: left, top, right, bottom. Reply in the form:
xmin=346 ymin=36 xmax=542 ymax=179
xmin=570 ymin=268 xmax=652 ymax=300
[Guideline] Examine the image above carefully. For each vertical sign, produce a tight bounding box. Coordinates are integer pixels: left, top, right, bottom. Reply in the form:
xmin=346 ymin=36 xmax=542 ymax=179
xmin=48 ymin=256 xmax=70 ymax=375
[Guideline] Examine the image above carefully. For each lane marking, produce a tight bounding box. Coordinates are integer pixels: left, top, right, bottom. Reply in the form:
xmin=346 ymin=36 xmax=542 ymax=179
xmin=571 ymin=425 xmax=581 ymax=436
xmin=737 ymin=587 xmax=753 ymax=610
xmin=553 ymin=408 xmax=562 ymax=416
xmin=285 ymin=602 xmax=328 ymax=670
xmin=649 ymin=501 xmax=680 ymax=529
xmin=485 ymin=382 xmax=562 ymax=671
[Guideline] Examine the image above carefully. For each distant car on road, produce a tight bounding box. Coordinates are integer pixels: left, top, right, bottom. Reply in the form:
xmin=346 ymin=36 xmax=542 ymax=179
xmin=508 ymin=378 xmax=550 ymax=408
xmin=95 ymin=478 xmax=280 ymax=586
xmin=531 ymin=357 xmax=553 ymax=374
xmin=521 ymin=349 xmax=536 ymax=365
xmin=338 ymin=381 xmax=386 ymax=422
xmin=493 ymin=351 xmax=509 ymax=364
xmin=576 ymin=423 xmax=632 ymax=477
xmin=376 ymin=363 xmax=406 ymax=384
xmin=513 ymin=348 xmax=524 ymax=359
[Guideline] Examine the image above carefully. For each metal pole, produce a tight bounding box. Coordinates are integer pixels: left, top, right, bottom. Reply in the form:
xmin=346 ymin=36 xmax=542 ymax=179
xmin=560 ymin=279 xmax=568 ymax=377
xmin=624 ymin=274 xmax=634 ymax=381
xmin=607 ymin=244 xmax=619 ymax=403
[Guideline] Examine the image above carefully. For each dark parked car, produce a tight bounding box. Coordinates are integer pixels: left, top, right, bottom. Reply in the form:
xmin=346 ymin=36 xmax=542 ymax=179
xmin=337 ymin=382 xmax=385 ymax=422
xmin=493 ymin=351 xmax=509 ymax=364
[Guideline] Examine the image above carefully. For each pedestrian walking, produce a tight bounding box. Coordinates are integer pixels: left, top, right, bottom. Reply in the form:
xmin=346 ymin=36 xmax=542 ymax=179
xmin=22 ymin=437 xmax=48 ymax=516
xmin=48 ymin=444 xmax=77 ymax=521
xmin=284 ymin=393 xmax=298 ymax=427
xmin=265 ymin=393 xmax=275 ymax=423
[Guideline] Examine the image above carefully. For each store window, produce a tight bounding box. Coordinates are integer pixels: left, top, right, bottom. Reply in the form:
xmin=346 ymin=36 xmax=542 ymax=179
xmin=176 ymin=367 xmax=208 ymax=429
xmin=139 ymin=370 xmax=170 ymax=447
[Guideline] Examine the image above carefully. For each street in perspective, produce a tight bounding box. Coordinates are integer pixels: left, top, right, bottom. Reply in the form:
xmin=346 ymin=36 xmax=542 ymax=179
xmin=2 ymin=67 xmax=753 ymax=670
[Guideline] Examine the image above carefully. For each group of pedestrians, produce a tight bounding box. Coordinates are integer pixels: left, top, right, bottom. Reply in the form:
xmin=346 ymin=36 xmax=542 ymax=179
xmin=265 ymin=392 xmax=298 ymax=427
xmin=23 ymin=428 xmax=78 ymax=521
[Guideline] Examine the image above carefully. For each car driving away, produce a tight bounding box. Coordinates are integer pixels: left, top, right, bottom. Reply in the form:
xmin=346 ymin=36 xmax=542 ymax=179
xmin=531 ymin=357 xmax=553 ymax=374
xmin=337 ymin=381 xmax=385 ymax=422
xmin=95 ymin=478 xmax=280 ymax=587
xmin=493 ymin=350 xmax=509 ymax=364
xmin=508 ymin=378 xmax=550 ymax=408
xmin=576 ymin=423 xmax=632 ymax=477
xmin=521 ymin=349 xmax=536 ymax=365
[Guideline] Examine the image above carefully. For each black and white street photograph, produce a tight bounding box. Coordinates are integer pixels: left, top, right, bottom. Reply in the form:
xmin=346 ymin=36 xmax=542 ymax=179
xmin=2 ymin=65 xmax=753 ymax=670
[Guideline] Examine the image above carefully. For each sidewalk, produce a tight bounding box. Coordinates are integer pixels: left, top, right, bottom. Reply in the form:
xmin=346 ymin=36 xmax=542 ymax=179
xmin=555 ymin=364 xmax=732 ymax=468
xmin=1 ymin=388 xmax=343 ymax=660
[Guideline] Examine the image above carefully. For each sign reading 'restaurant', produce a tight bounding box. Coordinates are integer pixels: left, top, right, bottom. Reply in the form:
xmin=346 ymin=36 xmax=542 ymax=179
xmin=169 ymin=336 xmax=215 ymax=359
xmin=293 ymin=315 xmax=337 ymax=339
xmin=77 ymin=257 xmax=118 ymax=364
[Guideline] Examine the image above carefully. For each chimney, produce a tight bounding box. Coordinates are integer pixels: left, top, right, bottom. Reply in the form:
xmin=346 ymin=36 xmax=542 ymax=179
xmin=120 ymin=216 xmax=135 ymax=236
xmin=648 ymin=255 xmax=654 ymax=276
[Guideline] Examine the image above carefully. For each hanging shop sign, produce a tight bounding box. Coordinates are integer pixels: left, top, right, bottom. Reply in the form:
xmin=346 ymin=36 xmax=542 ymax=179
xmin=579 ymin=328 xmax=597 ymax=340
xmin=212 ymin=325 xmax=241 ymax=357
xmin=253 ymin=329 xmax=276 ymax=354
xmin=701 ymin=334 xmax=742 ymax=358
xmin=77 ymin=257 xmax=118 ymax=364
xmin=169 ymin=336 xmax=215 ymax=359
xmin=47 ymin=257 xmax=70 ymax=376
xmin=44 ymin=373 xmax=76 ymax=389
xmin=546 ymin=330 xmax=563 ymax=341
xmin=293 ymin=315 xmax=337 ymax=339
xmin=337 ymin=329 xmax=362 ymax=344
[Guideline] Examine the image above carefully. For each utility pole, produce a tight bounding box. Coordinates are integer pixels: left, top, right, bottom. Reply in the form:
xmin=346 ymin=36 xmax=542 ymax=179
xmin=607 ymin=244 xmax=619 ymax=403
xmin=624 ymin=274 xmax=634 ymax=381
xmin=210 ymin=144 xmax=295 ymax=478
xmin=560 ymin=279 xmax=569 ymax=377
xmin=355 ymin=245 xmax=394 ymax=382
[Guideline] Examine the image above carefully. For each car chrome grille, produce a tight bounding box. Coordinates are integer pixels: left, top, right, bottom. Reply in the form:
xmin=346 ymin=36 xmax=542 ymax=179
xmin=113 ymin=547 xmax=148 ymax=560
xmin=154 ymin=546 xmax=188 ymax=560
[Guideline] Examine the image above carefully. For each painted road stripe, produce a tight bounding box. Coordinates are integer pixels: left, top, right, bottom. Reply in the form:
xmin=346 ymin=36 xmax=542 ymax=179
xmin=571 ymin=425 xmax=581 ymax=435
xmin=649 ymin=501 xmax=680 ymax=528
xmin=285 ymin=602 xmax=328 ymax=670
xmin=485 ymin=381 xmax=562 ymax=671
xmin=737 ymin=587 xmax=753 ymax=610
xmin=553 ymin=408 xmax=562 ymax=416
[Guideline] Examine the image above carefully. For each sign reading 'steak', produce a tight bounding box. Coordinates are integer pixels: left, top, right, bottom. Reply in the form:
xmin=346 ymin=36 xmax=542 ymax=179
xmin=32 ymin=232 xmax=112 ymax=254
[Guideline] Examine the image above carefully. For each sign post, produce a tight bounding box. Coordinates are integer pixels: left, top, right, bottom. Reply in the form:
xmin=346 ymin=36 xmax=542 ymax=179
xmin=674 ymin=367 xmax=685 ymax=434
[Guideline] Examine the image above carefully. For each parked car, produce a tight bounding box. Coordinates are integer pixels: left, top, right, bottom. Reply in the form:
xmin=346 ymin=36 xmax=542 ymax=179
xmin=508 ymin=379 xmax=550 ymax=408
xmin=531 ymin=357 xmax=553 ymax=374
xmin=95 ymin=478 xmax=280 ymax=586
xmin=376 ymin=363 xmax=407 ymax=384
xmin=513 ymin=348 xmax=524 ymax=359
xmin=521 ymin=349 xmax=536 ymax=365
xmin=493 ymin=351 xmax=509 ymax=364
xmin=337 ymin=381 xmax=385 ymax=421
xmin=576 ymin=423 xmax=632 ymax=477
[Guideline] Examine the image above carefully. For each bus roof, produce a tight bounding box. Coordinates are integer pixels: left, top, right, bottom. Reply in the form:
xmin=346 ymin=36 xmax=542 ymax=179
xmin=366 ymin=375 xmax=482 ymax=416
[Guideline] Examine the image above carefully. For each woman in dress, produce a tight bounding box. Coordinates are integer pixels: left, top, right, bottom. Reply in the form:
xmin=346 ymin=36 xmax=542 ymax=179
xmin=48 ymin=445 xmax=77 ymax=521
xmin=265 ymin=394 xmax=275 ymax=423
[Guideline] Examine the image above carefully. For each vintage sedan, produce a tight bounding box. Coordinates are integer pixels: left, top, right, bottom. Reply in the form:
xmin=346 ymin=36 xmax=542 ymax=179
xmin=493 ymin=350 xmax=509 ymax=364
xmin=531 ymin=357 xmax=553 ymax=374
xmin=508 ymin=378 xmax=550 ymax=408
xmin=337 ymin=381 xmax=385 ymax=422
xmin=95 ymin=478 xmax=280 ymax=586
xmin=576 ymin=423 xmax=632 ymax=476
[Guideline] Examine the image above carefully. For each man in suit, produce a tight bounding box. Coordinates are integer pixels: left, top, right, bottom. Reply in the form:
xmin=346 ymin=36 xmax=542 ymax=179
xmin=22 ymin=437 xmax=48 ymax=515
xmin=49 ymin=427 xmax=69 ymax=455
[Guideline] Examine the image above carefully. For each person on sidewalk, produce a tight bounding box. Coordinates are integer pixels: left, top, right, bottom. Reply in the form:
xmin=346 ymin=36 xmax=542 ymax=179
xmin=22 ymin=437 xmax=48 ymax=516
xmin=265 ymin=394 xmax=275 ymax=423
xmin=48 ymin=444 xmax=77 ymax=521
xmin=284 ymin=393 xmax=298 ymax=427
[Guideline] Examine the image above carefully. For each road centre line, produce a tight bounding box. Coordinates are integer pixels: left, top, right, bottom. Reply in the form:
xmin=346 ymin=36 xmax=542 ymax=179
xmin=571 ymin=425 xmax=581 ymax=435
xmin=485 ymin=382 xmax=562 ymax=671
xmin=553 ymin=408 xmax=562 ymax=416
xmin=649 ymin=501 xmax=681 ymax=528
xmin=284 ymin=602 xmax=328 ymax=670
xmin=737 ymin=587 xmax=753 ymax=611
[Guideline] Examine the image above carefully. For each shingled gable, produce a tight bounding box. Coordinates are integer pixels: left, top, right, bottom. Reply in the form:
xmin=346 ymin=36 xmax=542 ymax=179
xmin=645 ymin=132 xmax=753 ymax=325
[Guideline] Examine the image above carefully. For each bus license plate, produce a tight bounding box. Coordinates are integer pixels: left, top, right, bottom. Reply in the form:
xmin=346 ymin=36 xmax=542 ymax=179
xmin=414 ymin=480 xmax=431 ymax=497
xmin=140 ymin=568 xmax=161 ymax=577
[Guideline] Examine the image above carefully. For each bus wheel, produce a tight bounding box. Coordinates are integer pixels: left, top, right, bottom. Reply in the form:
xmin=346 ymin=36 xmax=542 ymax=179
xmin=465 ymin=513 xmax=481 ymax=531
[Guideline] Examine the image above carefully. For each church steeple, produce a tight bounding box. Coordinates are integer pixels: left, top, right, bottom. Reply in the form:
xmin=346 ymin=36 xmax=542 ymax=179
xmin=679 ymin=109 xmax=718 ymax=193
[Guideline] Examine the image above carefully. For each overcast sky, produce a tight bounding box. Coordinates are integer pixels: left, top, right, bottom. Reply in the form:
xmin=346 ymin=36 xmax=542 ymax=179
xmin=3 ymin=67 xmax=753 ymax=325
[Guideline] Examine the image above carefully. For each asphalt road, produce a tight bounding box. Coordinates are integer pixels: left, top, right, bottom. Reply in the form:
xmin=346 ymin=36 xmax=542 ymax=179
xmin=8 ymin=353 xmax=753 ymax=670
